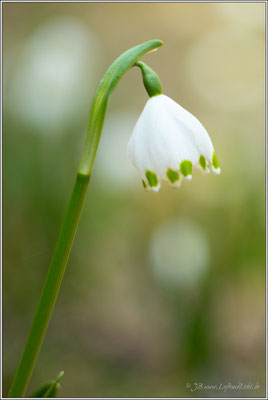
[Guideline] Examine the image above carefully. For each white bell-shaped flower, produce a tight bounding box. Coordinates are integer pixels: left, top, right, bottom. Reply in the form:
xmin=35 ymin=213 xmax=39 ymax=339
xmin=127 ymin=94 xmax=220 ymax=192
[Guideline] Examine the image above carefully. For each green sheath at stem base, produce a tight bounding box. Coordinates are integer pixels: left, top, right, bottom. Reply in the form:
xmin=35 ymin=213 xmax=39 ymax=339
xmin=8 ymin=39 xmax=163 ymax=398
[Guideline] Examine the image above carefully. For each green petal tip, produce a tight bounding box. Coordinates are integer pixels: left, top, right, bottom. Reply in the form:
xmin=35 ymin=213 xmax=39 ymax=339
xmin=145 ymin=170 xmax=158 ymax=187
xmin=166 ymin=168 xmax=179 ymax=183
xmin=199 ymin=155 xmax=207 ymax=170
xmin=180 ymin=160 xmax=192 ymax=177
xmin=212 ymin=152 xmax=220 ymax=169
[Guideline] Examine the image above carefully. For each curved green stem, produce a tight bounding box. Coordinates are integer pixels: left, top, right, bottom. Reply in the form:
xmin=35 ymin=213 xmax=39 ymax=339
xmin=79 ymin=39 xmax=163 ymax=176
xmin=8 ymin=39 xmax=162 ymax=398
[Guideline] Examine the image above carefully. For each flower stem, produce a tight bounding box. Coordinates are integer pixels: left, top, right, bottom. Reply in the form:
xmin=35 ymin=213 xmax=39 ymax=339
xmin=8 ymin=39 xmax=163 ymax=398
xmin=8 ymin=173 xmax=89 ymax=398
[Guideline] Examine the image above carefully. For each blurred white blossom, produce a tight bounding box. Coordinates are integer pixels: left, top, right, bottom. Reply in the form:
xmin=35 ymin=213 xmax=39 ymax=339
xmin=8 ymin=17 xmax=100 ymax=134
xmin=149 ymin=217 xmax=210 ymax=289
xmin=186 ymin=28 xmax=264 ymax=112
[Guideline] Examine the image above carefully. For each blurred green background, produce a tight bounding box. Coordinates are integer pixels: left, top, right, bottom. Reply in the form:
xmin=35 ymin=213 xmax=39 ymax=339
xmin=3 ymin=2 xmax=265 ymax=398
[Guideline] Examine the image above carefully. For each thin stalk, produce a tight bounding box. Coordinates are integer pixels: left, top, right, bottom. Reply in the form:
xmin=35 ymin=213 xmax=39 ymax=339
xmin=8 ymin=173 xmax=89 ymax=398
xmin=8 ymin=39 xmax=163 ymax=398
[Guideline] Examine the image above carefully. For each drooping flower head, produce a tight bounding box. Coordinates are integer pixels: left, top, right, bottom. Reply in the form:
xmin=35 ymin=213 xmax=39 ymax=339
xmin=127 ymin=62 xmax=220 ymax=192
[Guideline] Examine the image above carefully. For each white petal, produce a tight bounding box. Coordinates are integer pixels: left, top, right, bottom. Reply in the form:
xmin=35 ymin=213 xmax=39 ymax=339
xmin=157 ymin=95 xmax=215 ymax=163
xmin=128 ymin=95 xmax=199 ymax=177
xmin=127 ymin=94 xmax=219 ymax=191
xmin=212 ymin=166 xmax=221 ymax=175
xmin=151 ymin=184 xmax=161 ymax=192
